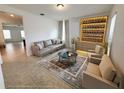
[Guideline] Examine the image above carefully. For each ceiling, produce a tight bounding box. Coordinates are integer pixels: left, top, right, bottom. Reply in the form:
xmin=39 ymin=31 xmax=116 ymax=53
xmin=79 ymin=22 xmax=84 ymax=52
xmin=0 ymin=11 xmax=22 ymax=19
xmin=6 ymin=4 xmax=113 ymax=20
xmin=0 ymin=11 xmax=23 ymax=25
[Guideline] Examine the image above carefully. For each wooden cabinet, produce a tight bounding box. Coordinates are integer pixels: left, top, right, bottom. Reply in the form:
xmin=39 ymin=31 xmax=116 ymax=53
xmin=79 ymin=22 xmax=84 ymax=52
xmin=80 ymin=16 xmax=108 ymax=44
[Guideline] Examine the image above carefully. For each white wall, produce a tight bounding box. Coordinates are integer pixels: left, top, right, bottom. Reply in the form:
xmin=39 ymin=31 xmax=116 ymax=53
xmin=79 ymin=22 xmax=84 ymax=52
xmin=0 ymin=5 xmax=58 ymax=56
xmin=108 ymin=5 xmax=124 ymax=87
xmin=23 ymin=13 xmax=58 ymax=55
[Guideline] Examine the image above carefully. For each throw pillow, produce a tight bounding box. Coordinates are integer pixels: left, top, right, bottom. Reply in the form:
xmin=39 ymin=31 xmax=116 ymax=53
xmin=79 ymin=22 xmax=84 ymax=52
xmin=99 ymin=55 xmax=116 ymax=81
xmin=44 ymin=40 xmax=52 ymax=47
xmin=36 ymin=43 xmax=43 ymax=49
xmin=51 ymin=39 xmax=56 ymax=44
xmin=40 ymin=41 xmax=45 ymax=48
xmin=56 ymin=39 xmax=61 ymax=44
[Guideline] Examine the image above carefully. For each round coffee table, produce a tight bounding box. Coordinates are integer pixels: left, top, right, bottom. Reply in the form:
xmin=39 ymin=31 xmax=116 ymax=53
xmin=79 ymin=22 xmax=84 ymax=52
xmin=58 ymin=50 xmax=77 ymax=66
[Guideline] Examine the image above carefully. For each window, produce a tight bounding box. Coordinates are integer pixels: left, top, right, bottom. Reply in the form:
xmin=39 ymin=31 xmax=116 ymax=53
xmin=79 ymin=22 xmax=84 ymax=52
xmin=108 ymin=14 xmax=117 ymax=42
xmin=3 ymin=30 xmax=11 ymax=39
xmin=21 ymin=30 xmax=25 ymax=38
xmin=62 ymin=20 xmax=65 ymax=41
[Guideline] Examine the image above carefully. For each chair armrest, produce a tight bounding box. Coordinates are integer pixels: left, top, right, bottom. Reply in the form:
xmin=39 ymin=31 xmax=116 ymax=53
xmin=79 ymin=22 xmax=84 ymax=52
xmin=82 ymin=71 xmax=118 ymax=89
xmin=89 ymin=57 xmax=101 ymax=65
xmin=90 ymin=54 xmax=102 ymax=58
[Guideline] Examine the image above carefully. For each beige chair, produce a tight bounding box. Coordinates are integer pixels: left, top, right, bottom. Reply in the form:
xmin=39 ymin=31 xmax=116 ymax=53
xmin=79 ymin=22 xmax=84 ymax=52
xmin=82 ymin=55 xmax=121 ymax=89
xmin=88 ymin=45 xmax=105 ymax=58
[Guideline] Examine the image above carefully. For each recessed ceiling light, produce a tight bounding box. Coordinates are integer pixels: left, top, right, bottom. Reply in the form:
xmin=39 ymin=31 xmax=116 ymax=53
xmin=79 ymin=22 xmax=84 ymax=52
xmin=57 ymin=4 xmax=64 ymax=9
xmin=10 ymin=14 xmax=14 ymax=17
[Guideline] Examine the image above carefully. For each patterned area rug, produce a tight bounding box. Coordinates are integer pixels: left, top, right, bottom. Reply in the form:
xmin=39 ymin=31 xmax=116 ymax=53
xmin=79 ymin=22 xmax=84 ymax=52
xmin=38 ymin=55 xmax=88 ymax=88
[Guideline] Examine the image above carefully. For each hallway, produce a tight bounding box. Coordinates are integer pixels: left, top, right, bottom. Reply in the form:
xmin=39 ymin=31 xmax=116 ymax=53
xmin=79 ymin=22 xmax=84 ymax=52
xmin=0 ymin=42 xmax=39 ymax=63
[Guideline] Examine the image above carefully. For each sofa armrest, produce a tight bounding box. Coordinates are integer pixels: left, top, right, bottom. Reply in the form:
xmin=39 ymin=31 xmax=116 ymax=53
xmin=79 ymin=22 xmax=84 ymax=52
xmin=31 ymin=44 xmax=40 ymax=56
xmin=82 ymin=71 xmax=118 ymax=89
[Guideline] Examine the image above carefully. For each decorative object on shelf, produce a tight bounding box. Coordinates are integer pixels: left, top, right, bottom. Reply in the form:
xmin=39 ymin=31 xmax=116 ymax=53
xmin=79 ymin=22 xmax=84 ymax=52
xmin=80 ymin=16 xmax=108 ymax=44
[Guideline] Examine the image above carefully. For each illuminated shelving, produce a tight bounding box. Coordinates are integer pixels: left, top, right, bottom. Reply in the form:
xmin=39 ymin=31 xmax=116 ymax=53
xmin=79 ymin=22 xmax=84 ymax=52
xmin=80 ymin=16 xmax=108 ymax=44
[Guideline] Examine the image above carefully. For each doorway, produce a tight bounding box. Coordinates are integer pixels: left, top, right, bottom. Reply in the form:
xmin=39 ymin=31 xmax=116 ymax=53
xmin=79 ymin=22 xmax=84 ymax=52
xmin=0 ymin=11 xmax=26 ymax=61
xmin=2 ymin=23 xmax=25 ymax=47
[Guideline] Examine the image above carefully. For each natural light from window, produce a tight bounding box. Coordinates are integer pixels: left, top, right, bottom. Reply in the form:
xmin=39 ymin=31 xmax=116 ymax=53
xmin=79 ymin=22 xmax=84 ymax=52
xmin=108 ymin=14 xmax=117 ymax=55
xmin=3 ymin=30 xmax=11 ymax=39
xmin=21 ymin=30 xmax=25 ymax=38
xmin=62 ymin=20 xmax=65 ymax=41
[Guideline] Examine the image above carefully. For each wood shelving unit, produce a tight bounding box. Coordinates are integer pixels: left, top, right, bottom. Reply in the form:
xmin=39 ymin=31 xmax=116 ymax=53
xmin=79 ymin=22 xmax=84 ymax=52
xmin=80 ymin=16 xmax=108 ymax=44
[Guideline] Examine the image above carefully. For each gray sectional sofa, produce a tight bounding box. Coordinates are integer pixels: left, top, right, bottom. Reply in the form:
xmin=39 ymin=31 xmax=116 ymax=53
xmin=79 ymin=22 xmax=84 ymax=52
xmin=31 ymin=39 xmax=65 ymax=57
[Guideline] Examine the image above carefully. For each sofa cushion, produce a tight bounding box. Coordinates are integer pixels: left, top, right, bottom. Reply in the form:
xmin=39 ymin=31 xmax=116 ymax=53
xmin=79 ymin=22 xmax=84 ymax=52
xmin=34 ymin=41 xmax=44 ymax=49
xmin=49 ymin=44 xmax=64 ymax=51
xmin=39 ymin=48 xmax=53 ymax=56
xmin=99 ymin=55 xmax=116 ymax=81
xmin=44 ymin=40 xmax=52 ymax=47
xmin=86 ymin=63 xmax=101 ymax=77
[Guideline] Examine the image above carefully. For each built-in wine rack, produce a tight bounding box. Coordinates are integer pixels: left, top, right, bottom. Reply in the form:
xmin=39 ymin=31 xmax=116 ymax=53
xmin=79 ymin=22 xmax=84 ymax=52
xmin=80 ymin=16 xmax=108 ymax=44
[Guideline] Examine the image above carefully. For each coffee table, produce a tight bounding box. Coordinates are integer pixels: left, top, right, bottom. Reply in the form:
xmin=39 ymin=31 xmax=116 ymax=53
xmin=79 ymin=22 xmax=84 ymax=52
xmin=58 ymin=50 xmax=78 ymax=66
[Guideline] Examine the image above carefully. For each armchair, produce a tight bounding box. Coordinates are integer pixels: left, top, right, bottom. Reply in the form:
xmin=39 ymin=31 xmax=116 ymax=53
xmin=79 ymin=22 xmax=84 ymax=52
xmin=88 ymin=45 xmax=105 ymax=59
xmin=83 ymin=71 xmax=118 ymax=89
xmin=82 ymin=55 xmax=122 ymax=89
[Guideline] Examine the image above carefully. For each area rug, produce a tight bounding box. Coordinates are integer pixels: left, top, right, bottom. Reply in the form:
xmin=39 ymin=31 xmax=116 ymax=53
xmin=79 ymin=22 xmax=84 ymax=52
xmin=38 ymin=55 xmax=88 ymax=88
